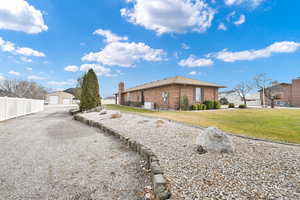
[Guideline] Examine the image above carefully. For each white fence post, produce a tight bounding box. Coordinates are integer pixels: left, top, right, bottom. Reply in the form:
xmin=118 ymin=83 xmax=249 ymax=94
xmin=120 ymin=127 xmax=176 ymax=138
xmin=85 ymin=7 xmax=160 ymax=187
xmin=0 ymin=97 xmax=44 ymax=121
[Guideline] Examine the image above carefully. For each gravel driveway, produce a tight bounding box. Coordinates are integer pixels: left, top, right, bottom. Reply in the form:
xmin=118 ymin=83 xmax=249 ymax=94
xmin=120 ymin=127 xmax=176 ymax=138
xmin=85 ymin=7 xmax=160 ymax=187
xmin=0 ymin=106 xmax=149 ymax=200
xmin=81 ymin=111 xmax=300 ymax=200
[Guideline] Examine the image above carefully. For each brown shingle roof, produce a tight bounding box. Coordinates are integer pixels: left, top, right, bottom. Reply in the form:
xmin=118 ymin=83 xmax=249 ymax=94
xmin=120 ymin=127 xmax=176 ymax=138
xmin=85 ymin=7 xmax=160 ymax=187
xmin=124 ymin=76 xmax=225 ymax=92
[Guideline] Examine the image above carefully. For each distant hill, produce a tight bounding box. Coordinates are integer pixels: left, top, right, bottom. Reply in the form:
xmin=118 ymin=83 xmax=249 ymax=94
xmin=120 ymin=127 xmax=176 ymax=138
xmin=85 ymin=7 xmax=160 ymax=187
xmin=63 ymin=88 xmax=76 ymax=96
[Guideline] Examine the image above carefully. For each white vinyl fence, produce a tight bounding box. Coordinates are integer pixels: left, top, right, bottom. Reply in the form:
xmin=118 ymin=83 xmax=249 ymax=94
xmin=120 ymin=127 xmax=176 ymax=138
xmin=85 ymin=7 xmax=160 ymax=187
xmin=0 ymin=97 xmax=44 ymax=121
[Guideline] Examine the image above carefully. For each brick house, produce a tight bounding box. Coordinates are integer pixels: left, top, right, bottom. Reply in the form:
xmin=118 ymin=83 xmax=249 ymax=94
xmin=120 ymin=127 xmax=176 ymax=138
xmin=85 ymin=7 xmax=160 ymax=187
xmin=115 ymin=76 xmax=225 ymax=110
xmin=260 ymin=77 xmax=300 ymax=107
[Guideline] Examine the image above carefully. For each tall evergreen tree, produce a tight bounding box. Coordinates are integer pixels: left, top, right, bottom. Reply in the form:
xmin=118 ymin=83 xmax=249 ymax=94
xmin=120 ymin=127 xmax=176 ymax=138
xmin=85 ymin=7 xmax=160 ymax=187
xmin=80 ymin=69 xmax=101 ymax=111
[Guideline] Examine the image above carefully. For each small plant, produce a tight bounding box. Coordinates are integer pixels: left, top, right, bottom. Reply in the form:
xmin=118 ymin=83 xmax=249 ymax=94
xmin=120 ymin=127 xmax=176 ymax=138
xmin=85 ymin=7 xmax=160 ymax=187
xmin=180 ymin=96 xmax=189 ymax=111
xmin=203 ymin=100 xmax=214 ymax=109
xmin=197 ymin=104 xmax=202 ymax=110
xmin=213 ymin=101 xmax=221 ymax=109
xmin=228 ymin=103 xmax=235 ymax=108
xmin=201 ymin=104 xmax=207 ymax=110
xmin=239 ymin=104 xmax=247 ymax=109
xmin=192 ymin=104 xmax=198 ymax=110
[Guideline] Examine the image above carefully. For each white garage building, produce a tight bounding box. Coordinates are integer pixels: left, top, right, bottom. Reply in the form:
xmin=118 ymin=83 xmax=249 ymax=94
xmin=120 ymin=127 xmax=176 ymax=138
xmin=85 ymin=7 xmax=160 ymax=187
xmin=45 ymin=91 xmax=75 ymax=105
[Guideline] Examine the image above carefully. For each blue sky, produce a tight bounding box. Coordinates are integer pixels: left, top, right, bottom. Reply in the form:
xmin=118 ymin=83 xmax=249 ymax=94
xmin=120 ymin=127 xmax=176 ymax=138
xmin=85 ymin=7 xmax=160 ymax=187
xmin=0 ymin=0 xmax=300 ymax=97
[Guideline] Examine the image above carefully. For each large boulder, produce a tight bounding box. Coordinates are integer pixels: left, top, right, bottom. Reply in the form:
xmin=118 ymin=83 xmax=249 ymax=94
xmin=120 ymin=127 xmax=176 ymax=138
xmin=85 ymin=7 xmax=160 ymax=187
xmin=196 ymin=127 xmax=234 ymax=153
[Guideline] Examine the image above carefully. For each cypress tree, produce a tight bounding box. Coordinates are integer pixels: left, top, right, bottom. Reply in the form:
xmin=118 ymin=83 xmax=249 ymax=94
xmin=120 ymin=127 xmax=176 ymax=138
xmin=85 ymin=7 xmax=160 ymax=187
xmin=80 ymin=69 xmax=101 ymax=111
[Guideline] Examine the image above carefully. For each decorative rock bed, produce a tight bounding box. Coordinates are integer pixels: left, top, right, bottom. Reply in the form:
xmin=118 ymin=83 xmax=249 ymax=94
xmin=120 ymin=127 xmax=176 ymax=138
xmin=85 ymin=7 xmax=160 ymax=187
xmin=73 ymin=114 xmax=171 ymax=200
xmin=75 ymin=110 xmax=300 ymax=200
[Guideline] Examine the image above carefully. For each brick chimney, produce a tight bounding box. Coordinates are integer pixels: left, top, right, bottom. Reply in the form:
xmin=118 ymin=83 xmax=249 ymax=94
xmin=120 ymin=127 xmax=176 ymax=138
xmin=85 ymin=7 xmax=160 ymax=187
xmin=118 ymin=82 xmax=125 ymax=105
xmin=292 ymin=77 xmax=300 ymax=107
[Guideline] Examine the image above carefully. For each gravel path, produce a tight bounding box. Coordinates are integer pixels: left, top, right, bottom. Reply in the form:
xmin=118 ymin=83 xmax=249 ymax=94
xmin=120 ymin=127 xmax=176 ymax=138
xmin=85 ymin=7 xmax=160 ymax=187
xmin=0 ymin=107 xmax=150 ymax=200
xmin=81 ymin=111 xmax=300 ymax=200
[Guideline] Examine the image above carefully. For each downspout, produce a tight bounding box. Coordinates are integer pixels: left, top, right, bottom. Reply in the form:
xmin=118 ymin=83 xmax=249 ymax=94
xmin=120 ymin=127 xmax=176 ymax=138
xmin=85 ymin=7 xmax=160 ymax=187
xmin=179 ymin=86 xmax=181 ymax=110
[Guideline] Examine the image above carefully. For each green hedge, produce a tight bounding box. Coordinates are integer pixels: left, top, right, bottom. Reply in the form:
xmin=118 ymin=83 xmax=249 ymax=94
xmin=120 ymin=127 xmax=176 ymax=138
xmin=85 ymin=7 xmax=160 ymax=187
xmin=228 ymin=103 xmax=235 ymax=108
xmin=239 ymin=104 xmax=247 ymax=109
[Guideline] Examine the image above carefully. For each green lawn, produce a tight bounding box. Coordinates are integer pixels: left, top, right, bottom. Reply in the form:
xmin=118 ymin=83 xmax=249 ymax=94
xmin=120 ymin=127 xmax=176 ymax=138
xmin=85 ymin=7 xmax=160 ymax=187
xmin=105 ymin=104 xmax=300 ymax=144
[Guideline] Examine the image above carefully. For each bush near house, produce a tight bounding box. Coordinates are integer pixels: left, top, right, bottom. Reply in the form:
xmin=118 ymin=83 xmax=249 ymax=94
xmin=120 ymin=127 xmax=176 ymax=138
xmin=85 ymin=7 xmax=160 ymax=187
xmin=191 ymin=104 xmax=198 ymax=110
xmin=213 ymin=101 xmax=221 ymax=109
xmin=228 ymin=103 xmax=235 ymax=108
xmin=203 ymin=100 xmax=214 ymax=109
xmin=239 ymin=104 xmax=247 ymax=109
xmin=203 ymin=100 xmax=221 ymax=109
xmin=80 ymin=69 xmax=101 ymax=111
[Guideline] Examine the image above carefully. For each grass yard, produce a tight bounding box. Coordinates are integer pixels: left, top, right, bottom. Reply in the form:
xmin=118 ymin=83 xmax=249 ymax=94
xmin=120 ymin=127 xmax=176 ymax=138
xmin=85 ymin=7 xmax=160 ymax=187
xmin=105 ymin=104 xmax=300 ymax=144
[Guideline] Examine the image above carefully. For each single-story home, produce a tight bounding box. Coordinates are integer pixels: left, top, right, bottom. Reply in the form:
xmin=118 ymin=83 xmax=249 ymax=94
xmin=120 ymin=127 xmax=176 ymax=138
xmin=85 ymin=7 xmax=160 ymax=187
xmin=45 ymin=91 xmax=75 ymax=105
xmin=115 ymin=76 xmax=225 ymax=110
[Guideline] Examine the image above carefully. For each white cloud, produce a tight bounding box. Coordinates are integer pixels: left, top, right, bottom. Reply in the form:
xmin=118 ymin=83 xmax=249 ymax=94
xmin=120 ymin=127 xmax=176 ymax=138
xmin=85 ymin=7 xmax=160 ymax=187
xmin=121 ymin=0 xmax=215 ymax=35
xmin=188 ymin=71 xmax=197 ymax=75
xmin=26 ymin=67 xmax=32 ymax=71
xmin=28 ymin=75 xmax=45 ymax=80
xmin=64 ymin=65 xmax=79 ymax=72
xmin=224 ymin=0 xmax=264 ymax=7
xmin=79 ymin=64 xmax=114 ymax=77
xmin=20 ymin=56 xmax=32 ymax=63
xmin=234 ymin=14 xmax=246 ymax=25
xmin=94 ymin=29 xmax=128 ymax=43
xmin=181 ymin=43 xmax=190 ymax=50
xmin=9 ymin=70 xmax=20 ymax=76
xmin=213 ymin=41 xmax=300 ymax=62
xmin=15 ymin=47 xmax=45 ymax=57
xmin=218 ymin=23 xmax=227 ymax=31
xmin=0 ymin=37 xmax=45 ymax=57
xmin=0 ymin=0 xmax=48 ymax=34
xmin=47 ymin=79 xmax=76 ymax=86
xmin=82 ymin=41 xmax=166 ymax=67
xmin=179 ymin=55 xmax=213 ymax=67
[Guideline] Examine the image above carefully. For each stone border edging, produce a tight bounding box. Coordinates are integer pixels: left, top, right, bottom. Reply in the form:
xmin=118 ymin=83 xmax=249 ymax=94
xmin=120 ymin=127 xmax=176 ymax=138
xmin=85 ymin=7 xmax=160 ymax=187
xmin=73 ymin=114 xmax=172 ymax=200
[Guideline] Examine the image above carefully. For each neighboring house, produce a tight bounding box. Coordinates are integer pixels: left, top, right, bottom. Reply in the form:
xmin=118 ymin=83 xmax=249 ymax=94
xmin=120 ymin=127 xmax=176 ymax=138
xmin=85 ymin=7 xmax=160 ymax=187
xmin=219 ymin=90 xmax=261 ymax=106
xmin=115 ymin=76 xmax=225 ymax=110
xmin=102 ymin=96 xmax=116 ymax=105
xmin=259 ymin=77 xmax=300 ymax=107
xmin=45 ymin=91 xmax=75 ymax=105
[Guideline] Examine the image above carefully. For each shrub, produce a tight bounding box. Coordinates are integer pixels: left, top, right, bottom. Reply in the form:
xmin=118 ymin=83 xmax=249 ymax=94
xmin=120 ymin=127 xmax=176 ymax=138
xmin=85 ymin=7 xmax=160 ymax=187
xmin=228 ymin=103 xmax=235 ymax=108
xmin=239 ymin=104 xmax=247 ymax=109
xmin=191 ymin=104 xmax=198 ymax=110
xmin=220 ymin=97 xmax=229 ymax=105
xmin=196 ymin=104 xmax=202 ymax=110
xmin=80 ymin=69 xmax=101 ymax=111
xmin=180 ymin=96 xmax=189 ymax=110
xmin=200 ymin=104 xmax=207 ymax=110
xmin=203 ymin=100 xmax=214 ymax=110
xmin=213 ymin=101 xmax=221 ymax=109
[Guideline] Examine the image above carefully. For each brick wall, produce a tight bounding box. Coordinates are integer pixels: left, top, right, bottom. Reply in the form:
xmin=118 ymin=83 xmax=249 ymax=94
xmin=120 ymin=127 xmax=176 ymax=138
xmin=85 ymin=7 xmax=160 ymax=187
xmin=121 ymin=84 xmax=219 ymax=110
xmin=292 ymin=78 xmax=300 ymax=107
xmin=260 ymin=84 xmax=292 ymax=106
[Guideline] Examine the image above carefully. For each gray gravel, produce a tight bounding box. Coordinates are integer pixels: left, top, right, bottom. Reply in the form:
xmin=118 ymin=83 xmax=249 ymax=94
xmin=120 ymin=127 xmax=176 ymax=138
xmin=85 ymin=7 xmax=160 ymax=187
xmin=81 ymin=111 xmax=300 ymax=200
xmin=0 ymin=106 xmax=150 ymax=200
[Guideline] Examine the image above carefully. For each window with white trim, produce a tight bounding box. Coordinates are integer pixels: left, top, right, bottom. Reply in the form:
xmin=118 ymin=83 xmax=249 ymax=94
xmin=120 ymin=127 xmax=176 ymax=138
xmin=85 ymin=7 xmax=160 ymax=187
xmin=195 ymin=88 xmax=202 ymax=102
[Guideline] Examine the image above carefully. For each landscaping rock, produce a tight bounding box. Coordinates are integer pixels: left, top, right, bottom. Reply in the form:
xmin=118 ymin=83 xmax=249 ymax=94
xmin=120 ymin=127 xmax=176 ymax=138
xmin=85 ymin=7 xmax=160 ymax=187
xmin=99 ymin=109 xmax=107 ymax=115
xmin=196 ymin=127 xmax=234 ymax=153
xmin=111 ymin=111 xmax=122 ymax=119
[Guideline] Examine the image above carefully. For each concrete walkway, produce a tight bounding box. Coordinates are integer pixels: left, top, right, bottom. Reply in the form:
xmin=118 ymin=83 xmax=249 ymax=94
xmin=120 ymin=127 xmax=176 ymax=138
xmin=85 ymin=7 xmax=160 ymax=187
xmin=0 ymin=106 xmax=149 ymax=200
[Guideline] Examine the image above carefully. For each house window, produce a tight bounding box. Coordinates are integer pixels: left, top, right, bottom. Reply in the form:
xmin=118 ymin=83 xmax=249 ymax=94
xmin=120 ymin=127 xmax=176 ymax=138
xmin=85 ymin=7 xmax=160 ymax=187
xmin=195 ymin=88 xmax=202 ymax=102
